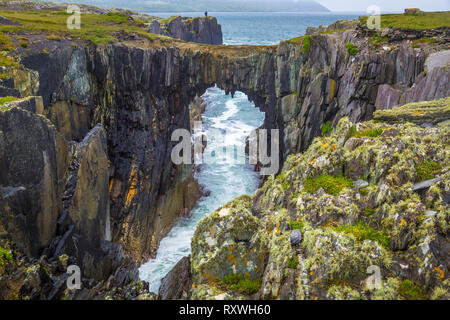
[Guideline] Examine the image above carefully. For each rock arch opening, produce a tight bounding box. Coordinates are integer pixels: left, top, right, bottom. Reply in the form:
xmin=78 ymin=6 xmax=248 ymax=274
xmin=140 ymin=85 xmax=265 ymax=292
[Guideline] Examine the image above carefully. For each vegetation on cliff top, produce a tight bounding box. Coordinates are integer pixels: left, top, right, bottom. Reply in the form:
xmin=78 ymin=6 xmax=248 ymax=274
xmin=0 ymin=9 xmax=166 ymax=45
xmin=0 ymin=96 xmax=17 ymax=107
xmin=360 ymin=11 xmax=450 ymax=30
xmin=303 ymin=174 xmax=353 ymax=196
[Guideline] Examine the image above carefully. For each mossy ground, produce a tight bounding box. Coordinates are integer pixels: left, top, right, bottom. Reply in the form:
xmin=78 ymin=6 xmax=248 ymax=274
xmin=0 ymin=10 xmax=156 ymax=45
xmin=221 ymin=274 xmax=261 ymax=295
xmin=349 ymin=126 xmax=383 ymax=138
xmin=345 ymin=42 xmax=357 ymax=56
xmin=303 ymin=174 xmax=353 ymax=196
xmin=398 ymin=280 xmax=424 ymax=300
xmin=415 ymin=161 xmax=442 ymax=182
xmin=332 ymin=221 xmax=391 ymax=249
xmin=0 ymin=96 xmax=17 ymax=106
xmin=0 ymin=247 xmax=12 ymax=267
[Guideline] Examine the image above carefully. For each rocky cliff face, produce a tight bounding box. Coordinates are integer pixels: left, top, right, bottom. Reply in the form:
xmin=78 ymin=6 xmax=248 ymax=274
xmin=2 ymin=20 xmax=449 ymax=267
xmin=189 ymin=98 xmax=450 ymax=300
xmin=149 ymin=16 xmax=223 ymax=45
xmin=0 ymin=5 xmax=448 ymax=300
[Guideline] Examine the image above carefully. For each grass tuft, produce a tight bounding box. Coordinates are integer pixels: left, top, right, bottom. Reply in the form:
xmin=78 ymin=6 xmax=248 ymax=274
xmin=334 ymin=221 xmax=390 ymax=249
xmin=345 ymin=42 xmax=358 ymax=56
xmin=0 ymin=96 xmax=17 ymax=106
xmin=222 ymin=274 xmax=261 ymax=295
xmin=321 ymin=120 xmax=333 ymax=136
xmin=303 ymin=175 xmax=353 ymax=196
xmin=415 ymin=161 xmax=442 ymax=182
xmin=398 ymin=280 xmax=424 ymax=300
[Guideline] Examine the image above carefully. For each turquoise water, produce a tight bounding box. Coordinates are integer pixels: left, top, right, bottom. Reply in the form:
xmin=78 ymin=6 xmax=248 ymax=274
xmin=139 ymin=12 xmax=361 ymax=293
xmin=146 ymin=12 xmax=362 ymax=45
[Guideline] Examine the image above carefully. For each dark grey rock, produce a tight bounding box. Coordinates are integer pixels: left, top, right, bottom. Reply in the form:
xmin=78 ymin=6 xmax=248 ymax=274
xmin=413 ymin=177 xmax=442 ymax=191
xmin=149 ymin=16 xmax=223 ymax=45
xmin=290 ymin=229 xmax=302 ymax=246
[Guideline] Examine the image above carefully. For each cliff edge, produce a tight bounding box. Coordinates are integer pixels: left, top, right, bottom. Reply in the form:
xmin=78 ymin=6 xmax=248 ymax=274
xmin=149 ymin=16 xmax=223 ymax=45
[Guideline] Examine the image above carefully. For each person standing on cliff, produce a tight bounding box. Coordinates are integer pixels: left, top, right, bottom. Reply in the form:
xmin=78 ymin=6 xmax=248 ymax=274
xmin=205 ymin=11 xmax=208 ymax=17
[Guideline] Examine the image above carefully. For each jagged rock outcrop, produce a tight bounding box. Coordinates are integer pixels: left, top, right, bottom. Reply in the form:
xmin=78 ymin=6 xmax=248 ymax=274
xmin=306 ymin=19 xmax=359 ymax=35
xmin=189 ymin=99 xmax=450 ymax=300
xmin=149 ymin=16 xmax=223 ymax=45
xmin=0 ymin=97 xmax=68 ymax=257
xmin=0 ymin=97 xmax=150 ymax=300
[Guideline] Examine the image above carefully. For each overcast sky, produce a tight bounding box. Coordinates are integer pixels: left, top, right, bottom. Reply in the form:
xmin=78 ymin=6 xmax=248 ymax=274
xmin=316 ymin=0 xmax=449 ymax=12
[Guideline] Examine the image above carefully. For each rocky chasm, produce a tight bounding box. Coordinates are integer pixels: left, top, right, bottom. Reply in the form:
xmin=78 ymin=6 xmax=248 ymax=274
xmin=0 ymin=6 xmax=449 ymax=300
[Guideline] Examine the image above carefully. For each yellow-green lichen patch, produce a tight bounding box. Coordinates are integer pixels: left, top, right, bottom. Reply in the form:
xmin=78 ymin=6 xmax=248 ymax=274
xmin=0 ymin=96 xmax=17 ymax=107
xmin=221 ymin=274 xmax=261 ymax=295
xmin=398 ymin=280 xmax=425 ymax=300
xmin=373 ymin=97 xmax=450 ymax=124
xmin=303 ymin=174 xmax=353 ymax=196
xmin=415 ymin=160 xmax=442 ymax=182
xmin=332 ymin=221 xmax=391 ymax=250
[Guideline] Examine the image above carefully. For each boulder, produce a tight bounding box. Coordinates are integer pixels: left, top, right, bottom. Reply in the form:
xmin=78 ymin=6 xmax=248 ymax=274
xmin=191 ymin=196 xmax=267 ymax=284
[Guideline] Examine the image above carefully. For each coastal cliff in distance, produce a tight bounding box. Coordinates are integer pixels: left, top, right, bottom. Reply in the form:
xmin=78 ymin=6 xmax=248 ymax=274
xmin=51 ymin=0 xmax=329 ymax=13
xmin=0 ymin=0 xmax=449 ymax=300
xmin=149 ymin=16 xmax=223 ymax=45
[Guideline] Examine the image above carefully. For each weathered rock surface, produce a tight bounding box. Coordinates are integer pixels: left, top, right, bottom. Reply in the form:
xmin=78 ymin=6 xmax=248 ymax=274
xmin=189 ymin=101 xmax=450 ymax=300
xmin=149 ymin=16 xmax=223 ymax=45
xmin=158 ymin=256 xmax=192 ymax=300
xmin=0 ymin=98 xmax=150 ymax=300
xmin=0 ymin=97 xmax=67 ymax=257
xmin=306 ymin=19 xmax=358 ymax=35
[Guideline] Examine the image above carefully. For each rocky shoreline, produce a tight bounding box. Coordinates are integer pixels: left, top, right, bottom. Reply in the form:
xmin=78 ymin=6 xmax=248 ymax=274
xmin=0 ymin=1 xmax=448 ymax=300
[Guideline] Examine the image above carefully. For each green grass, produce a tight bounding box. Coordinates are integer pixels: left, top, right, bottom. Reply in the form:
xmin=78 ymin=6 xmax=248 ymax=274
xmin=398 ymin=280 xmax=424 ymax=300
xmin=0 ymin=9 xmax=164 ymax=46
xmin=0 ymin=31 xmax=14 ymax=51
xmin=46 ymin=34 xmax=62 ymax=41
xmin=334 ymin=221 xmax=390 ymax=249
xmin=0 ymin=96 xmax=17 ymax=106
xmin=289 ymin=221 xmax=304 ymax=233
xmin=345 ymin=42 xmax=358 ymax=56
xmin=415 ymin=161 xmax=442 ymax=182
xmin=302 ymin=35 xmax=311 ymax=53
xmin=0 ymin=55 xmax=18 ymax=67
xmin=0 ymin=247 xmax=12 ymax=266
xmin=370 ymin=35 xmax=389 ymax=45
xmin=321 ymin=120 xmax=333 ymax=136
xmin=286 ymin=35 xmax=311 ymax=54
xmin=222 ymin=274 xmax=261 ymax=295
xmin=359 ymin=188 xmax=369 ymax=197
xmin=303 ymin=174 xmax=353 ymax=196
xmin=287 ymin=256 xmax=299 ymax=269
xmin=360 ymin=12 xmax=450 ymax=30
xmin=363 ymin=208 xmax=375 ymax=217
xmin=349 ymin=126 xmax=383 ymax=138
xmin=281 ymin=182 xmax=290 ymax=190
xmin=320 ymin=28 xmax=349 ymax=34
